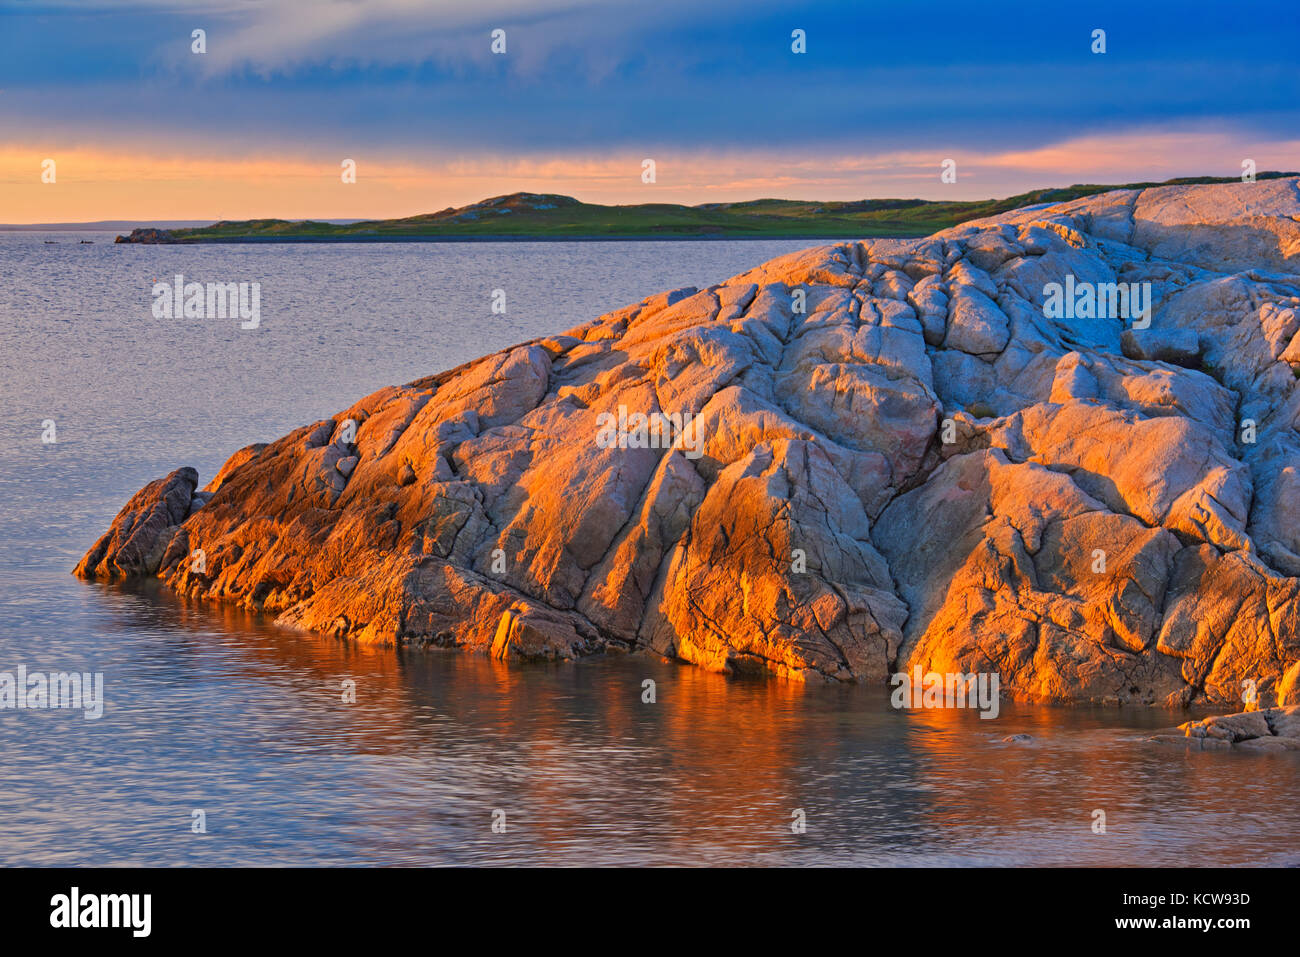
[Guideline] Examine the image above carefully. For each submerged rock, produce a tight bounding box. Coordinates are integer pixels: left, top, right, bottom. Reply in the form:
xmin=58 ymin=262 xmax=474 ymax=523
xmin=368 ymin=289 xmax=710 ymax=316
xmin=78 ymin=178 xmax=1300 ymax=707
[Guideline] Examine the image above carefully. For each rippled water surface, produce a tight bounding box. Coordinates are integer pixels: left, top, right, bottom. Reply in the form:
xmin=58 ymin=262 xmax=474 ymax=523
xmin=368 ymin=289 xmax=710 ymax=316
xmin=1 ymin=231 xmax=1297 ymax=866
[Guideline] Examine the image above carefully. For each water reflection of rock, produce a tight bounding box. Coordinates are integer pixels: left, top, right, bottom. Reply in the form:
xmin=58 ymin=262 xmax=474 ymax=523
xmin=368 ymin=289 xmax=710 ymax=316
xmin=82 ymin=581 xmax=1300 ymax=865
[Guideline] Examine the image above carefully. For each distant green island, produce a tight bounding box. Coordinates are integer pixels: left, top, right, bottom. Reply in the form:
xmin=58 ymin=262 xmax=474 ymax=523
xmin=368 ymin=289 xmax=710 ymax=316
xmin=115 ymin=173 xmax=1298 ymax=243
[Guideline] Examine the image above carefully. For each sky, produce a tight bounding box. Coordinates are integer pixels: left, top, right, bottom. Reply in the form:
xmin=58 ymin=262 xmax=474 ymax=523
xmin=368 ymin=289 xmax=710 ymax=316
xmin=1 ymin=0 xmax=1297 ymax=222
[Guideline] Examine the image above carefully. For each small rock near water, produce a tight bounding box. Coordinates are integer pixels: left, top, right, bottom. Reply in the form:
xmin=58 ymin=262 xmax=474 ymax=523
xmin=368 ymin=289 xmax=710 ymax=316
xmin=1151 ymin=705 xmax=1300 ymax=751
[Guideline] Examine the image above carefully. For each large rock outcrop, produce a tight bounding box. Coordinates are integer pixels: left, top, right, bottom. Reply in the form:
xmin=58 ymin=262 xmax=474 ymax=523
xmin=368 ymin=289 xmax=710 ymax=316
xmin=78 ymin=178 xmax=1300 ymax=707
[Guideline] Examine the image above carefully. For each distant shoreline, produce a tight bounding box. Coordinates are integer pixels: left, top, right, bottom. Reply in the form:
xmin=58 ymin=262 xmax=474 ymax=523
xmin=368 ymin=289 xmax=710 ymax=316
xmin=111 ymin=232 xmax=907 ymax=245
xmin=23 ymin=173 xmax=1300 ymax=244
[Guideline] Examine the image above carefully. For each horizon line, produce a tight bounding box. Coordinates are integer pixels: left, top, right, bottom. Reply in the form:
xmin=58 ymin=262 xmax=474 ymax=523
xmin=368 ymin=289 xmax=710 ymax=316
xmin=7 ymin=172 xmax=1297 ymax=228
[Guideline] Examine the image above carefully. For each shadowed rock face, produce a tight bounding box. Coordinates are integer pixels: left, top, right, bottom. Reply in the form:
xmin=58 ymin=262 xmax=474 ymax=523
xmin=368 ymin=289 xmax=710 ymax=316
xmin=77 ymin=178 xmax=1300 ymax=707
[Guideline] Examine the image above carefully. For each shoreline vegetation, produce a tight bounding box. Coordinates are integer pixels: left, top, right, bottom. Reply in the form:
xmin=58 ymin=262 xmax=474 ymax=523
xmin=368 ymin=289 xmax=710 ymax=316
xmin=112 ymin=173 xmax=1298 ymax=244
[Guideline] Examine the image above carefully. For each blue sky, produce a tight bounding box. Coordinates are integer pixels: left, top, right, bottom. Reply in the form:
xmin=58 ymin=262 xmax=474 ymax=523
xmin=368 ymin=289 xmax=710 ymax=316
xmin=2 ymin=0 xmax=1297 ymax=219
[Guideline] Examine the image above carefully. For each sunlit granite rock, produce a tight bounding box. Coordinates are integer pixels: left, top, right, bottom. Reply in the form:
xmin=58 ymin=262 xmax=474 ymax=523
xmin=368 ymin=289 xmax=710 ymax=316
xmin=78 ymin=178 xmax=1300 ymax=707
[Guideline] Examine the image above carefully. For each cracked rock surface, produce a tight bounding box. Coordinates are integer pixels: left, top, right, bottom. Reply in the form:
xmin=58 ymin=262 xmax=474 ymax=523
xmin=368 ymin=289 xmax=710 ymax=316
xmin=77 ymin=177 xmax=1300 ymax=706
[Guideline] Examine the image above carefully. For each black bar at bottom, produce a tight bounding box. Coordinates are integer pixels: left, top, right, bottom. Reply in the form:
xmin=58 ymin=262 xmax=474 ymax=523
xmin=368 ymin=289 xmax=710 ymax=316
xmin=0 ymin=866 xmax=1275 ymax=945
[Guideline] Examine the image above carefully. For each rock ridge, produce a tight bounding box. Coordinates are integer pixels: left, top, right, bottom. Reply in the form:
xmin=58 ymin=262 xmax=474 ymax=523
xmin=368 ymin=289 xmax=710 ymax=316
xmin=78 ymin=177 xmax=1300 ymax=707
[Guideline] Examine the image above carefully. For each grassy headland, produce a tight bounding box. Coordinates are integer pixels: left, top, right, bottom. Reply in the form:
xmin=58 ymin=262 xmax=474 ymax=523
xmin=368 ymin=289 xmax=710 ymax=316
xmin=115 ymin=173 xmax=1299 ymax=243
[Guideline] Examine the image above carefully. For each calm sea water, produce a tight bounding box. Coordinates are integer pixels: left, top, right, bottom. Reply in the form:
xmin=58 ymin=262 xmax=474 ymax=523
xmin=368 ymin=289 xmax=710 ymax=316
xmin=0 ymin=231 xmax=1296 ymax=866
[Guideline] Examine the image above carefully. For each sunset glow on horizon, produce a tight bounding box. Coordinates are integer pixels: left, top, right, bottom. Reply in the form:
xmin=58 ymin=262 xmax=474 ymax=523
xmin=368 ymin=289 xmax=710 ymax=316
xmin=4 ymin=130 xmax=1299 ymax=224
xmin=2 ymin=0 xmax=1296 ymax=223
